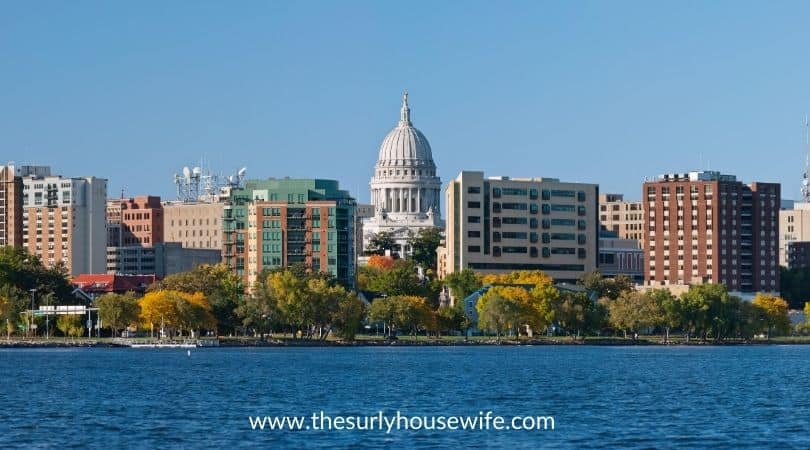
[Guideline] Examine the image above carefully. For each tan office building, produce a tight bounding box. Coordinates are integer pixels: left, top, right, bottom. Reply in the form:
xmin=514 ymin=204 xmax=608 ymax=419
xmin=779 ymin=202 xmax=810 ymax=267
xmin=440 ymin=171 xmax=598 ymax=283
xmin=598 ymin=193 xmax=643 ymax=245
xmin=163 ymin=201 xmax=224 ymax=250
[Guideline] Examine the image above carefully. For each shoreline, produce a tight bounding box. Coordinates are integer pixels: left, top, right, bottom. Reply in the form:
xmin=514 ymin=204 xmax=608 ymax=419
xmin=2 ymin=337 xmax=810 ymax=348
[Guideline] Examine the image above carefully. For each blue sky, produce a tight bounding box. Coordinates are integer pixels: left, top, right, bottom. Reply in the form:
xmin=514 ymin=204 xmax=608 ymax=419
xmin=3 ymin=0 xmax=810 ymax=205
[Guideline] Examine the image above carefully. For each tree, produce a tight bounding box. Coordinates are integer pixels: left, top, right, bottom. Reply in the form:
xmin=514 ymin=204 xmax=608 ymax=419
xmin=578 ymin=270 xmax=635 ymax=300
xmin=150 ymin=263 xmax=242 ymax=335
xmin=650 ymin=289 xmax=679 ymax=342
xmin=367 ymin=260 xmax=426 ymax=297
xmin=332 ymin=295 xmax=366 ymax=341
xmin=366 ymin=231 xmax=398 ymax=256
xmin=0 ymin=284 xmax=25 ymax=339
xmin=56 ymin=314 xmax=84 ymax=338
xmin=555 ymin=290 xmax=605 ymax=339
xmin=477 ymin=294 xmax=520 ymax=342
xmin=444 ymin=269 xmax=482 ymax=303
xmin=605 ymin=291 xmax=659 ymax=339
xmin=408 ymin=227 xmax=443 ymax=271
xmin=95 ymin=292 xmax=140 ymax=337
xmin=780 ymin=266 xmax=810 ymax=309
xmin=368 ymin=298 xmax=398 ymax=338
xmin=236 ymin=273 xmax=280 ymax=338
xmin=752 ymin=294 xmax=789 ymax=338
xmin=139 ymin=290 xmax=215 ymax=338
xmin=0 ymin=246 xmax=73 ymax=304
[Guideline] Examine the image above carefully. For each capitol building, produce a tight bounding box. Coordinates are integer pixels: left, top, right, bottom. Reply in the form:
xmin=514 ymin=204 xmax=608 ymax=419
xmin=363 ymin=92 xmax=443 ymax=256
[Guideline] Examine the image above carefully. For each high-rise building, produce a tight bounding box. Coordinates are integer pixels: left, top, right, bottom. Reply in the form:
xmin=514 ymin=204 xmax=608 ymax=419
xmin=643 ymin=171 xmax=779 ymax=293
xmin=20 ymin=168 xmax=107 ymax=276
xmin=105 ymin=196 xmax=167 ymax=274
xmin=163 ymin=201 xmax=224 ymax=250
xmin=0 ymin=165 xmax=24 ymax=247
xmin=439 ymin=171 xmax=599 ymax=283
xmin=598 ymin=193 xmax=644 ymax=245
xmin=363 ymin=92 xmax=443 ymax=256
xmin=779 ymin=202 xmax=810 ymax=267
xmin=222 ymin=178 xmax=356 ymax=288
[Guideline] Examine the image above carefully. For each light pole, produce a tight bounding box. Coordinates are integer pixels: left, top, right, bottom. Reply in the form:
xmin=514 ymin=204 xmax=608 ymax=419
xmin=28 ymin=288 xmax=37 ymax=338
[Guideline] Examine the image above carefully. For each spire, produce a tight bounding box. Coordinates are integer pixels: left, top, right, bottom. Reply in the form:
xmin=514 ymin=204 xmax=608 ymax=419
xmin=803 ymin=115 xmax=810 ymax=202
xmin=399 ymin=90 xmax=411 ymax=126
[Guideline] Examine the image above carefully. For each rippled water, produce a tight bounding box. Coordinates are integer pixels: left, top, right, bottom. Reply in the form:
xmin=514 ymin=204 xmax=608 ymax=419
xmin=1 ymin=346 xmax=809 ymax=448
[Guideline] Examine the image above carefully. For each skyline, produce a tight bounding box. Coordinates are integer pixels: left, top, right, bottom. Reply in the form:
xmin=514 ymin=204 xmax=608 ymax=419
xmin=5 ymin=1 xmax=810 ymax=204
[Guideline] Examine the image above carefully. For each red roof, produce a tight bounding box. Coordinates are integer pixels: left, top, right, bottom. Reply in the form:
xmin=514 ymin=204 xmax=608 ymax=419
xmin=72 ymin=274 xmax=158 ymax=294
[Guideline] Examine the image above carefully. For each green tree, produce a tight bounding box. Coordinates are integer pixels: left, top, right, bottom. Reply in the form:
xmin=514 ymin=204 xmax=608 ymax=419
xmin=367 ymin=260 xmax=426 ymax=297
xmin=331 ymin=295 xmax=366 ymax=341
xmin=477 ymin=294 xmax=520 ymax=342
xmin=95 ymin=292 xmax=140 ymax=337
xmin=444 ymin=269 xmax=482 ymax=303
xmin=236 ymin=273 xmax=280 ymax=338
xmin=0 ymin=284 xmax=25 ymax=339
xmin=368 ymin=297 xmax=398 ymax=337
xmin=365 ymin=231 xmax=398 ymax=256
xmin=0 ymin=247 xmax=73 ymax=304
xmin=407 ymin=227 xmax=443 ymax=271
xmin=555 ymin=290 xmax=605 ymax=339
xmin=56 ymin=314 xmax=84 ymax=338
xmin=578 ymin=270 xmax=635 ymax=300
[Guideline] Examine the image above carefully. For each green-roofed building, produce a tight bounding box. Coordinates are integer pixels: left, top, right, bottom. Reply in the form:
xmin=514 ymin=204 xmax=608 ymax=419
xmin=222 ymin=178 xmax=356 ymax=289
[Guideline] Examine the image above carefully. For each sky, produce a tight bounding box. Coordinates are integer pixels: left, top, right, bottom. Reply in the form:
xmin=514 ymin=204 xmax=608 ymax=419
xmin=3 ymin=0 xmax=810 ymax=206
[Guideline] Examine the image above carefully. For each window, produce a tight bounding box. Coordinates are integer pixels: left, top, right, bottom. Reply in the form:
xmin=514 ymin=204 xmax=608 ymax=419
xmin=578 ymin=248 xmax=587 ymax=259
xmin=541 ymin=204 xmax=551 ymax=215
xmin=577 ymin=220 xmax=587 ymax=230
xmin=493 ymin=246 xmax=501 ymax=257
xmin=467 ymin=201 xmax=481 ymax=208
xmin=468 ymin=245 xmax=481 ymax=253
xmin=492 ymin=188 xmax=501 ymax=198
xmin=542 ymin=233 xmax=550 ymax=244
xmin=493 ymin=232 xmax=501 ymax=242
xmin=577 ymin=206 xmax=586 ymax=216
xmin=530 ymin=218 xmax=539 ymax=229
xmin=492 ymin=202 xmax=501 ymax=213
xmin=542 ymin=247 xmax=550 ymax=258
xmin=530 ymin=247 xmax=538 ymax=257
xmin=530 ymin=232 xmax=538 ymax=243
xmin=541 ymin=190 xmax=551 ymax=200
xmin=530 ymin=189 xmax=538 ymax=199
xmin=577 ymin=191 xmax=586 ymax=202
xmin=467 ymin=216 xmax=481 ymax=224
xmin=502 ymin=188 xmax=527 ymax=196
xmin=530 ymin=204 xmax=539 ymax=214
xmin=468 ymin=230 xmax=481 ymax=238
xmin=467 ymin=186 xmax=481 ymax=194
xmin=542 ymin=219 xmax=550 ymax=229
xmin=493 ymin=217 xmax=501 ymax=228
xmin=578 ymin=234 xmax=586 ymax=245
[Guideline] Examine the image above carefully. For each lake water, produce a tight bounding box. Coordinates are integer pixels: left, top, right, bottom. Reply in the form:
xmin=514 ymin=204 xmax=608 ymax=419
xmin=1 ymin=345 xmax=809 ymax=448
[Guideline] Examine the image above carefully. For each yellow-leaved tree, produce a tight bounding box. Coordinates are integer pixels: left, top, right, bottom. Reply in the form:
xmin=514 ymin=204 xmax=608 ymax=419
xmin=752 ymin=294 xmax=789 ymax=339
xmin=140 ymin=290 xmax=215 ymax=338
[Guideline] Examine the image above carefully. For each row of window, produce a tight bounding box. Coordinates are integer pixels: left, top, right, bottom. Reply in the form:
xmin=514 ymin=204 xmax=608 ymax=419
xmin=467 ymin=245 xmax=588 ymax=259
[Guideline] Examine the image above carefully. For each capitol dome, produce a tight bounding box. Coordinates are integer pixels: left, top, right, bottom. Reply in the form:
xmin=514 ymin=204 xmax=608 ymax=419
xmin=376 ymin=93 xmax=436 ymax=168
xmin=367 ymin=91 xmax=442 ymax=220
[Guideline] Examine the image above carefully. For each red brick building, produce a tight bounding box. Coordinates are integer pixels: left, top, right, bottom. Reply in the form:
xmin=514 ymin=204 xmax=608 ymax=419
xmin=643 ymin=171 xmax=779 ymax=293
xmin=72 ymin=274 xmax=157 ymax=295
xmin=107 ymin=196 xmax=163 ymax=247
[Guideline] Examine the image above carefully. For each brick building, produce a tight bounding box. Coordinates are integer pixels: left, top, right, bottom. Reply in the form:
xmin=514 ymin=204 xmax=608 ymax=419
xmin=643 ymin=171 xmax=779 ymax=293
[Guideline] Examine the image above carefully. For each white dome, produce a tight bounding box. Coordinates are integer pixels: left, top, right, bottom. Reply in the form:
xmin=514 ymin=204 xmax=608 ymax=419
xmin=376 ymin=92 xmax=436 ymax=169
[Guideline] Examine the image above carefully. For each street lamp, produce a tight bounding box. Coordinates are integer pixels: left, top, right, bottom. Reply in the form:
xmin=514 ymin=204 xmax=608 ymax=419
xmin=28 ymin=288 xmax=37 ymax=338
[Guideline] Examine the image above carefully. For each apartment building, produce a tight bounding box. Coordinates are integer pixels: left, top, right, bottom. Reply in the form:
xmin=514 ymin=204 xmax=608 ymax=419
xmin=643 ymin=171 xmax=779 ymax=293
xmin=598 ymin=193 xmax=644 ymax=245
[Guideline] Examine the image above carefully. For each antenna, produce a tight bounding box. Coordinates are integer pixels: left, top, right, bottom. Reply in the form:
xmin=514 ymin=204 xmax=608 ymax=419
xmin=802 ymin=116 xmax=810 ymax=202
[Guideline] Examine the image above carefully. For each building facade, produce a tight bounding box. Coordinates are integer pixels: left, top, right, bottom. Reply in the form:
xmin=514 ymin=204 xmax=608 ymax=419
xmin=163 ymin=201 xmax=224 ymax=250
xmin=106 ymin=242 xmax=220 ymax=276
xmin=222 ymin=178 xmax=356 ymax=288
xmin=440 ymin=171 xmax=599 ymax=283
xmin=598 ymin=193 xmax=644 ymax=245
xmin=598 ymin=232 xmax=644 ymax=283
xmin=0 ymin=165 xmax=24 ymax=247
xmin=107 ymin=196 xmax=163 ymax=247
xmin=779 ymin=202 xmax=810 ymax=267
xmin=363 ymin=92 xmax=443 ymax=256
xmin=787 ymin=241 xmax=810 ymax=270
xmin=643 ymin=171 xmax=779 ymax=293
xmin=20 ymin=168 xmax=107 ymax=276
